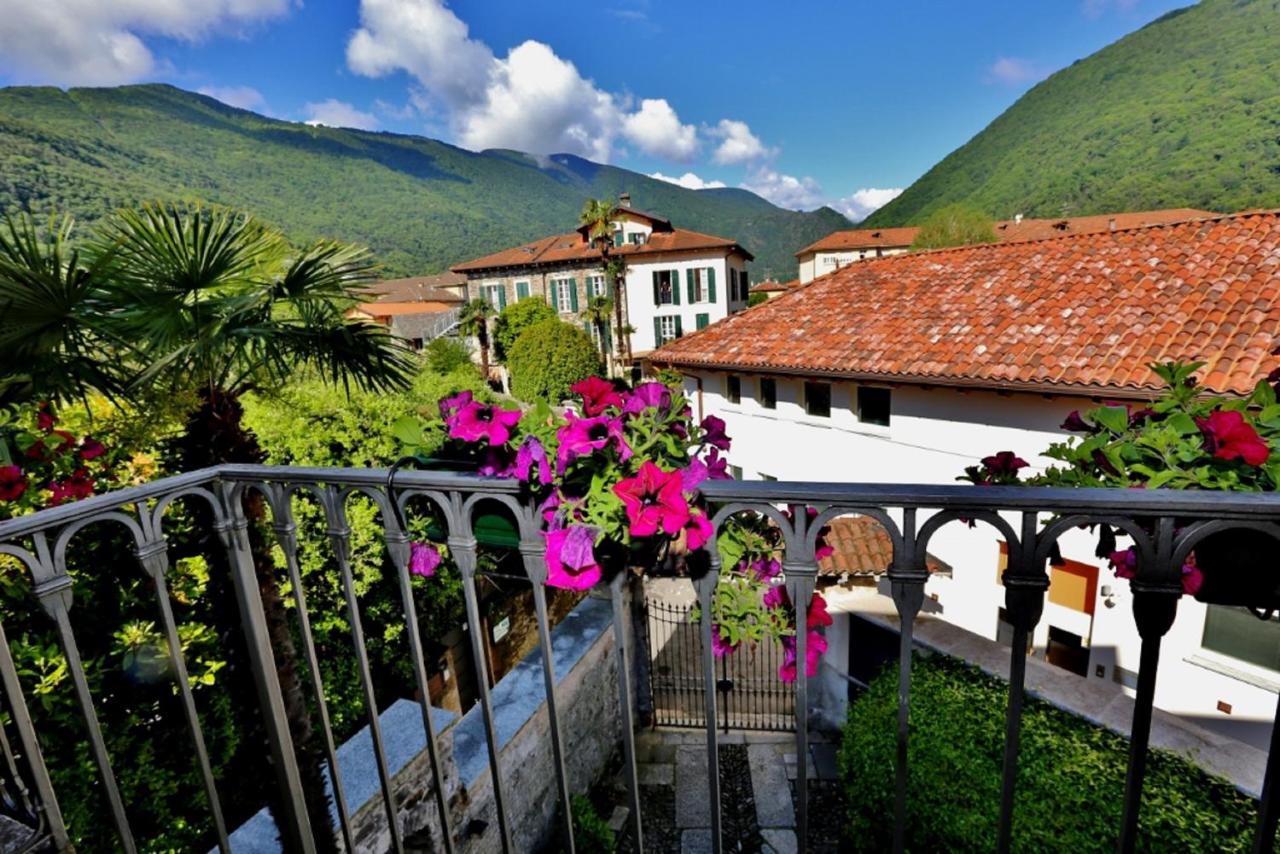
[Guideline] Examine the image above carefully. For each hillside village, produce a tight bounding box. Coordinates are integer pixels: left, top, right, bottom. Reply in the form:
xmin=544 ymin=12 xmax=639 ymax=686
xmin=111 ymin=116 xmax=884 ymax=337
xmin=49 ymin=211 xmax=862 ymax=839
xmin=5 ymin=1 xmax=1280 ymax=853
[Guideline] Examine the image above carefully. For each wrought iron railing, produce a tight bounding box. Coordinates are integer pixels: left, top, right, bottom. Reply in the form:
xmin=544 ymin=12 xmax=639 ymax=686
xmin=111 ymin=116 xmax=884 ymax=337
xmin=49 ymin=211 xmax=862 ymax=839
xmin=0 ymin=466 xmax=1279 ymax=853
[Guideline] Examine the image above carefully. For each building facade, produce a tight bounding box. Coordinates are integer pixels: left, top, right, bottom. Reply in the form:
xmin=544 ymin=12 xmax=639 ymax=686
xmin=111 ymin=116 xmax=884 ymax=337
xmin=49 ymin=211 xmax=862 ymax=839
xmin=349 ymin=273 xmax=465 ymax=350
xmin=452 ymin=196 xmax=753 ymax=358
xmin=655 ymin=209 xmax=1280 ymax=750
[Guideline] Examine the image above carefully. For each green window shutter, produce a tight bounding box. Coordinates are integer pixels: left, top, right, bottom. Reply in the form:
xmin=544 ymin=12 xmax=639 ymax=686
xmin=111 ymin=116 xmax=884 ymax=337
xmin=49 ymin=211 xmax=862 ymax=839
xmin=671 ymin=270 xmax=681 ymax=305
xmin=653 ymin=317 xmax=663 ymax=345
xmin=516 ymin=281 xmax=529 ymax=299
xmin=550 ymin=281 xmax=560 ymax=312
xmin=707 ymin=267 xmax=716 ymax=303
xmin=741 ymin=270 xmax=750 ymax=300
xmin=652 ymin=271 xmax=661 ymax=305
xmin=674 ymin=316 xmax=684 ymax=338
xmin=613 ymin=231 xmax=623 ymax=247
xmin=498 ymin=287 xmax=507 ymax=310
xmin=570 ymin=279 xmax=580 ymax=312
xmin=730 ymin=268 xmax=739 ymax=301
xmin=696 ymin=313 xmax=709 ymax=330
xmin=686 ymin=268 xmax=695 ymax=304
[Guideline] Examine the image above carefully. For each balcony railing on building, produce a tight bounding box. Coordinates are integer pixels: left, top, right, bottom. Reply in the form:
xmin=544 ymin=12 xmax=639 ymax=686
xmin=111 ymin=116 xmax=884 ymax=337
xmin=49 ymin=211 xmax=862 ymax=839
xmin=1 ymin=465 xmax=1279 ymax=853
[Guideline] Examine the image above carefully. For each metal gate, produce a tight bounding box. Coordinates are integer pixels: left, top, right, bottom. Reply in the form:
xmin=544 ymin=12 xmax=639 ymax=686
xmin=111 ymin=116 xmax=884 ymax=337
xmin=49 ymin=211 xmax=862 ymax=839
xmin=643 ymin=596 xmax=794 ymax=731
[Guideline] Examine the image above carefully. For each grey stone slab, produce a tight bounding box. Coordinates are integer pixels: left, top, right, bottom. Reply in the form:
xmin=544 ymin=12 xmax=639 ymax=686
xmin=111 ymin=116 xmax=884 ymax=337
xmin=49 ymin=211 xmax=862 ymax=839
xmin=811 ymin=743 xmax=840 ymax=781
xmin=681 ymin=828 xmax=713 ymax=854
xmin=650 ymin=741 xmax=678 ymax=763
xmin=761 ymin=828 xmax=798 ymax=854
xmin=607 ymin=805 xmax=630 ymax=834
xmin=675 ymin=745 xmax=712 ymax=828
xmin=639 ymin=762 xmax=675 ymax=785
xmin=748 ymin=744 xmax=795 ymax=829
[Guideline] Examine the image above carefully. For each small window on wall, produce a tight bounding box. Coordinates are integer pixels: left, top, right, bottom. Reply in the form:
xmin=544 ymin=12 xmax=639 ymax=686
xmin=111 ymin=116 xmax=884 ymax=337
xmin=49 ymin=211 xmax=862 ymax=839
xmin=629 ymin=232 xmax=646 ymax=245
xmin=726 ymin=375 xmax=741 ymax=404
xmin=695 ymin=313 xmax=710 ymax=330
xmin=480 ymin=283 xmax=505 ymax=310
xmin=587 ymin=275 xmax=608 ymax=297
xmin=857 ymin=386 xmax=891 ymax=426
xmin=1203 ymin=606 xmax=1280 ymax=671
xmin=652 ymin=270 xmax=679 ymax=305
xmin=804 ymin=381 xmax=831 ymax=418
xmin=730 ymin=268 xmax=740 ymax=301
xmin=654 ymin=315 xmax=682 ymax=345
xmin=759 ymin=378 xmax=777 ymax=409
xmin=515 ymin=280 xmax=530 ymax=300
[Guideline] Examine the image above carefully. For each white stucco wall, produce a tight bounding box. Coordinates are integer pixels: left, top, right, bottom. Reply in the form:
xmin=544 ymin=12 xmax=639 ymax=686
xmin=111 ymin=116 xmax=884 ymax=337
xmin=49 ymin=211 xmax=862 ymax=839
xmin=626 ymin=251 xmax=748 ymax=353
xmin=683 ymin=368 xmax=1280 ymax=747
xmin=797 ymin=246 xmax=913 ymax=283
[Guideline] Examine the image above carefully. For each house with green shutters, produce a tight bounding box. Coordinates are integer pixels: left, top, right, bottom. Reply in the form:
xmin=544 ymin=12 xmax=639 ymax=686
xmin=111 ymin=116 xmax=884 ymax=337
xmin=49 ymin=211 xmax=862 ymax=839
xmin=451 ymin=193 xmax=753 ymax=359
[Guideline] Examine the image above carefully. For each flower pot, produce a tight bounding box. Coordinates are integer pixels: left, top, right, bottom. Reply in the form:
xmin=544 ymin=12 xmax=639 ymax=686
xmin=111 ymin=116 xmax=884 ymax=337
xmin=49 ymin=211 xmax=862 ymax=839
xmin=1192 ymin=528 xmax=1280 ymax=609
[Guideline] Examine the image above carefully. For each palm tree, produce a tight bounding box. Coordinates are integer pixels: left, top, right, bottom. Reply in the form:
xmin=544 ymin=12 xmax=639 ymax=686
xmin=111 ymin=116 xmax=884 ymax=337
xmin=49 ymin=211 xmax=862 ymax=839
xmin=581 ymin=295 xmax=614 ymax=362
xmin=458 ymin=297 xmax=496 ymax=381
xmin=579 ymin=198 xmax=632 ymax=368
xmin=0 ymin=204 xmax=413 ymax=849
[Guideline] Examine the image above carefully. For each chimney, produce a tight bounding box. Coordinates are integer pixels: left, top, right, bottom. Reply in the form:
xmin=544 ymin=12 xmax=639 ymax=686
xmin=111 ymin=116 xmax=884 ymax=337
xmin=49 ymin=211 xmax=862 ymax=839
xmin=1108 ymin=217 xmax=1117 ymax=232
xmin=619 ymin=192 xmax=632 ymax=208
xmin=1014 ymin=213 xmax=1023 ymax=225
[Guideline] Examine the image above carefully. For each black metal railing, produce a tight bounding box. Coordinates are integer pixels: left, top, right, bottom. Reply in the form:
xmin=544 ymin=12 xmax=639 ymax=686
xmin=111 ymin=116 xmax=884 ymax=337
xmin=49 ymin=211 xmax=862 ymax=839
xmin=0 ymin=466 xmax=1279 ymax=853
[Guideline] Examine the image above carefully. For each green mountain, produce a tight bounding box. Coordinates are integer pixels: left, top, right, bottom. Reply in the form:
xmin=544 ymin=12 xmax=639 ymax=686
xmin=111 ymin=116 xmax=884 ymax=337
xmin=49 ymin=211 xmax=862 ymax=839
xmin=866 ymin=0 xmax=1280 ymax=227
xmin=0 ymin=83 xmax=848 ymax=278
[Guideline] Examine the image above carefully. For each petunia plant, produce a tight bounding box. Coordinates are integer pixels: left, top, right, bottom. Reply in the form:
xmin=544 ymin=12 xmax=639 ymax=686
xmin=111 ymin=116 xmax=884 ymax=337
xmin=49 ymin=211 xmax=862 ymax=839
xmin=961 ymin=360 xmax=1280 ymax=599
xmin=397 ymin=375 xmax=830 ymax=682
xmin=0 ymin=402 xmax=121 ymax=519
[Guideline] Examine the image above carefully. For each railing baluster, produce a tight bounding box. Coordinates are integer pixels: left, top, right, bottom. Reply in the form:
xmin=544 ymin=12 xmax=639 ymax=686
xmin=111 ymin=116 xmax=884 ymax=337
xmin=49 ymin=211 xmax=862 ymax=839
xmin=214 ymin=490 xmax=316 ymax=854
xmin=451 ymin=531 xmax=515 ymax=851
xmin=785 ymin=525 xmax=817 ymax=854
xmin=608 ymin=569 xmax=644 ymax=851
xmin=322 ymin=491 xmax=404 ymax=853
xmin=0 ymin=617 xmax=66 ymax=848
xmin=270 ymin=500 xmax=357 ymax=854
xmin=134 ymin=538 xmax=230 ymax=852
xmin=519 ymin=541 xmax=575 ymax=854
xmin=695 ymin=565 xmax=722 ymax=854
xmin=887 ymin=508 xmax=923 ymax=854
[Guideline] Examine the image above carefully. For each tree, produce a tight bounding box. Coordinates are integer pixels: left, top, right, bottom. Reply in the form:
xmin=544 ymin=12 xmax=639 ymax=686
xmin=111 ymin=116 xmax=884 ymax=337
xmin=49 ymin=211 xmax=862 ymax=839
xmin=580 ymin=295 xmax=614 ymax=361
xmin=579 ymin=198 xmax=630 ymax=367
xmin=909 ymin=204 xmax=998 ymax=250
xmin=492 ymin=296 xmax=555 ymax=363
xmin=458 ymin=297 xmax=496 ymax=381
xmin=0 ymin=203 xmax=414 ymax=848
xmin=507 ymin=319 xmax=603 ymax=403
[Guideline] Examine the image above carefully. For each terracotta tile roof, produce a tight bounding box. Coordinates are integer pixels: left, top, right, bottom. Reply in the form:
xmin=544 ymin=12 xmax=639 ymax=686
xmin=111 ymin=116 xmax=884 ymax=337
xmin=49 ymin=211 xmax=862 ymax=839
xmin=754 ymin=278 xmax=798 ymax=293
xmin=362 ymin=273 xmax=465 ymax=304
xmin=652 ymin=209 xmax=1280 ymax=397
xmin=452 ymin=227 xmax=752 ymax=273
xmin=352 ymin=301 xmax=457 ymax=317
xmin=819 ymin=516 xmax=950 ymax=577
xmin=796 ymin=208 xmax=1216 ymax=256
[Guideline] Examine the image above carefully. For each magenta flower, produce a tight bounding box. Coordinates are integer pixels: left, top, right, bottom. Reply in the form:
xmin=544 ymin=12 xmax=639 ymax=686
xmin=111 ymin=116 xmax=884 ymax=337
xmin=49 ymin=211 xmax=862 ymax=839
xmin=556 ymin=412 xmax=631 ymax=471
xmin=0 ymin=466 xmax=27 ymax=502
xmin=409 ymin=542 xmax=442 ymax=578
xmin=683 ymin=508 xmax=715 ymax=551
xmin=681 ymin=458 xmax=710 ymax=493
xmin=807 ymin=593 xmax=833 ymax=629
xmin=762 ymin=584 xmax=787 ymax=610
xmin=704 ymin=447 xmax=731 ymax=480
xmin=514 ymin=436 xmax=552 ymax=484
xmin=779 ymin=630 xmax=828 ymax=682
xmin=571 ymin=376 xmax=624 ymax=416
xmin=450 ymin=402 xmax=522 ymax=446
xmin=439 ymin=390 xmax=474 ymax=420
xmin=78 ymin=437 xmax=106 ymax=460
xmin=1108 ymin=547 xmax=1138 ymax=580
xmin=1196 ymin=409 xmax=1270 ymax=466
xmin=36 ymin=404 xmax=55 ymax=432
xmin=1060 ymin=411 xmax=1090 ymax=433
xmin=981 ymin=451 xmax=1029 ymax=477
xmin=613 ymin=461 xmax=690 ymax=537
xmin=711 ymin=624 xmax=738 ymax=658
xmin=544 ymin=525 xmax=603 ymax=590
xmin=622 ymin=382 xmax=672 ymax=415
xmin=49 ymin=469 xmax=93 ymax=506
xmin=1182 ymin=561 xmax=1204 ymax=596
xmin=478 ymin=446 xmax=515 ymax=477
xmin=699 ymin=415 xmax=731 ymax=451
xmin=749 ymin=557 xmax=781 ymax=582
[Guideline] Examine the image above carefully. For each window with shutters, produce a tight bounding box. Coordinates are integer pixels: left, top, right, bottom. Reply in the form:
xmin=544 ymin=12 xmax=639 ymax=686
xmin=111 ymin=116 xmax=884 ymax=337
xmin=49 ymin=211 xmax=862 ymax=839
xmin=654 ymin=270 xmax=677 ymax=305
xmin=804 ymin=381 xmax=831 ymax=418
xmin=729 ymin=268 xmax=739 ymax=302
xmin=629 ymin=232 xmax=647 ymax=245
xmin=587 ymin=275 xmax=608 ymax=297
xmin=739 ymin=270 xmax=750 ymax=300
xmin=695 ymin=313 xmax=710 ymax=330
xmin=515 ymin=280 xmax=530 ymax=300
xmin=759 ymin=377 xmax=777 ymax=409
xmin=656 ymin=315 xmax=680 ymax=344
xmin=689 ymin=267 xmax=715 ymax=303
xmin=550 ymin=278 xmax=576 ymax=312
xmin=726 ymin=375 xmax=741 ymax=404
xmin=480 ymin=283 xmax=504 ymax=309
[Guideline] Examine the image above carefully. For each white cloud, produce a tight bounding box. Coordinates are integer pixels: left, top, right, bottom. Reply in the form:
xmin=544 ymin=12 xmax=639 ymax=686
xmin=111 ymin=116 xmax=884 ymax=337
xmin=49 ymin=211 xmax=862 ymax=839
xmin=346 ymin=0 xmax=710 ymax=163
xmin=833 ymin=187 xmax=903 ymax=222
xmin=0 ymin=0 xmax=291 ymax=86
xmin=711 ymin=119 xmax=773 ymax=165
xmin=740 ymin=168 xmax=825 ymax=210
xmin=198 ymin=85 xmax=266 ymax=112
xmin=649 ymin=171 xmax=726 ymax=191
xmin=303 ymin=99 xmax=380 ymax=130
xmin=623 ymin=99 xmax=698 ymax=161
xmin=985 ymin=56 xmax=1044 ymax=86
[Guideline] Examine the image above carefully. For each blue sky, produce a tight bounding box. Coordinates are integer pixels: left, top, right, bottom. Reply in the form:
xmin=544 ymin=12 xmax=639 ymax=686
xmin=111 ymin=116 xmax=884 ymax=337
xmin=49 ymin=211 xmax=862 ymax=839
xmin=0 ymin=0 xmax=1191 ymax=219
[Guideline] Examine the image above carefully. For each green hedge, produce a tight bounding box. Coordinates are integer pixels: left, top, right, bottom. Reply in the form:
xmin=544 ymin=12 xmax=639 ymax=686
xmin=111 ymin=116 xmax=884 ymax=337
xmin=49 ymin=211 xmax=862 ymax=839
xmin=493 ymin=296 xmax=556 ymax=363
xmin=507 ymin=319 xmax=603 ymax=403
xmin=839 ymin=654 xmax=1259 ymax=853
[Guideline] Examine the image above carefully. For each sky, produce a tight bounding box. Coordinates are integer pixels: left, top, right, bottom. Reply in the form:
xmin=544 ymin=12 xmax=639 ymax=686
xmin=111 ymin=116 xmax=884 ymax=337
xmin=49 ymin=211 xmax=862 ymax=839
xmin=0 ymin=0 xmax=1193 ymax=220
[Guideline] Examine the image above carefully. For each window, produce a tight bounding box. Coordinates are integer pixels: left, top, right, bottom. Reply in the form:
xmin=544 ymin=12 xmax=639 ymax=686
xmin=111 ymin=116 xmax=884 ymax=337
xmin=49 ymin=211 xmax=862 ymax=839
xmin=480 ymin=283 xmax=505 ymax=310
xmin=612 ymin=224 xmax=623 ymax=247
xmin=654 ymin=315 xmax=682 ymax=344
xmin=857 ymin=387 xmax=891 ymax=426
xmin=549 ymin=277 xmax=578 ymax=313
xmin=629 ymin=232 xmax=646 ymax=245
xmin=587 ymin=275 xmax=608 ymax=298
xmin=1203 ymin=606 xmax=1280 ymax=671
xmin=804 ymin=381 xmax=831 ymax=417
xmin=759 ymin=378 xmax=776 ymax=409
xmin=730 ymin=268 xmax=740 ymax=302
xmin=687 ymin=267 xmax=715 ymax=303
xmin=515 ymin=280 xmax=530 ymax=300
xmin=739 ymin=270 xmax=749 ymax=301
xmin=695 ymin=313 xmax=710 ymax=330
xmin=652 ymin=269 xmax=679 ymax=305
xmin=726 ymin=375 xmax=741 ymax=404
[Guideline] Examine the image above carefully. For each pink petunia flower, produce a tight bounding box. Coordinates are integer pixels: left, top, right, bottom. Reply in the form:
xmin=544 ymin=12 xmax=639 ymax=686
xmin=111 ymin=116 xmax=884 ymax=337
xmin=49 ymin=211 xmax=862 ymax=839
xmin=1060 ymin=411 xmax=1090 ymax=433
xmin=683 ymin=508 xmax=715 ymax=551
xmin=409 ymin=542 xmax=442 ymax=578
xmin=981 ymin=451 xmax=1029 ymax=477
xmin=439 ymin=390 xmax=474 ymax=421
xmin=762 ymin=584 xmax=787 ymax=610
xmin=514 ymin=436 xmax=552 ymax=484
xmin=556 ymin=413 xmax=631 ymax=472
xmin=478 ymin=446 xmax=515 ymax=477
xmin=711 ymin=624 xmax=738 ymax=658
xmin=613 ymin=461 xmax=690 ymax=537
xmin=807 ymin=592 xmax=833 ymax=629
xmin=621 ymin=382 xmax=672 ymax=415
xmin=704 ymin=447 xmax=732 ymax=480
xmin=749 ymin=557 xmax=782 ymax=582
xmin=544 ymin=525 xmax=603 ymax=590
xmin=1181 ymin=561 xmax=1204 ymax=596
xmin=571 ymin=376 xmax=624 ymax=416
xmin=1108 ymin=547 xmax=1138 ymax=580
xmin=78 ymin=437 xmax=106 ymax=460
xmin=49 ymin=469 xmax=94 ymax=506
xmin=699 ymin=415 xmax=731 ymax=451
xmin=1196 ymin=409 xmax=1270 ymax=466
xmin=681 ymin=458 xmax=710 ymax=493
xmin=779 ymin=630 xmax=828 ymax=682
xmin=36 ymin=403 xmax=56 ymax=432
xmin=450 ymin=402 xmax=523 ymax=446
xmin=0 ymin=466 xmax=27 ymax=502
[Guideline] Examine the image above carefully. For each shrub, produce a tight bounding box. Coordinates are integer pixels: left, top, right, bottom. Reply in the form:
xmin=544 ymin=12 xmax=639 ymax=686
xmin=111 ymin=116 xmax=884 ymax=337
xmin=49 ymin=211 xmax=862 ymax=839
xmin=747 ymin=291 xmax=769 ymax=307
xmin=839 ymin=653 xmax=1258 ymax=852
xmin=507 ymin=319 xmax=603 ymax=403
xmin=424 ymin=336 xmax=473 ymax=374
xmin=493 ymin=296 xmax=556 ymax=362
xmin=909 ymin=203 xmax=997 ymax=250
xmin=572 ymin=794 xmax=617 ymax=852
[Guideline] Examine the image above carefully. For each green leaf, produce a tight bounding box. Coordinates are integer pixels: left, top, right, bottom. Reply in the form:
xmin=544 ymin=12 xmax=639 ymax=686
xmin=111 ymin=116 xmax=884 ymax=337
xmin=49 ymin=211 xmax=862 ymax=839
xmin=1165 ymin=412 xmax=1199 ymax=436
xmin=1092 ymin=405 xmax=1129 ymax=434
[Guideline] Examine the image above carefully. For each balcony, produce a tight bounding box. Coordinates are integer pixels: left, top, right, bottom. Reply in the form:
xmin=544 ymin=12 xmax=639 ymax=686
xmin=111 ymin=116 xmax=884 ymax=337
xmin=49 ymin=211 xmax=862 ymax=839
xmin=1 ymin=464 xmax=1279 ymax=853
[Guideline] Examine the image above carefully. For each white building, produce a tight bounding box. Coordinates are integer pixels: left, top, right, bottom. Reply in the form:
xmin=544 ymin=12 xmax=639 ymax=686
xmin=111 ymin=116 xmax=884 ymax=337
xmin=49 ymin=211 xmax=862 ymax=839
xmin=452 ymin=194 xmax=752 ymax=361
xmin=654 ymin=208 xmax=1280 ymax=750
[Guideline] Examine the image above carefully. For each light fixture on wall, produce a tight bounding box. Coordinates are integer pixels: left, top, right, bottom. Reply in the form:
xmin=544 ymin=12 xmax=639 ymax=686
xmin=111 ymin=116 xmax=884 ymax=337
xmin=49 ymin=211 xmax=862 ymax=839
xmin=1101 ymin=584 xmax=1118 ymax=609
